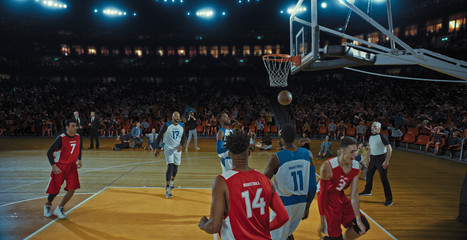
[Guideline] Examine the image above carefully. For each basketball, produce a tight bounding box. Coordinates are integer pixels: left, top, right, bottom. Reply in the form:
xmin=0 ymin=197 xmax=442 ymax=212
xmin=277 ymin=90 xmax=292 ymax=105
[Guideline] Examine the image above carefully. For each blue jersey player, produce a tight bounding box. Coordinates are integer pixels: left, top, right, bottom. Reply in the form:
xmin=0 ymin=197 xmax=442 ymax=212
xmin=154 ymin=111 xmax=186 ymax=198
xmin=216 ymin=112 xmax=234 ymax=174
xmin=264 ymin=124 xmax=317 ymax=240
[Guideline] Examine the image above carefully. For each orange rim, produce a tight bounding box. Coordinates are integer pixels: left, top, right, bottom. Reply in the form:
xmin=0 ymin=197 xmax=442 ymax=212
xmin=262 ymin=54 xmax=301 ymax=66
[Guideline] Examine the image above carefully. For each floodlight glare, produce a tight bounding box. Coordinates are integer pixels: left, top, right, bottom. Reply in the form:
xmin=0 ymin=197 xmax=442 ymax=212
xmin=94 ymin=9 xmax=98 ymax=13
xmin=133 ymin=12 xmax=137 ymax=16
xmin=222 ymin=11 xmax=226 ymax=16
xmin=37 ymin=0 xmax=68 ymax=9
xmin=321 ymin=2 xmax=327 ymax=8
xmin=287 ymin=7 xmax=306 ymax=14
xmin=196 ymin=9 xmax=214 ymax=18
xmin=187 ymin=12 xmax=190 ymax=16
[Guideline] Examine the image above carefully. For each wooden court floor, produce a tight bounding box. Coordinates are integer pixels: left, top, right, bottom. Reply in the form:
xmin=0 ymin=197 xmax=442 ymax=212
xmin=0 ymin=137 xmax=466 ymax=239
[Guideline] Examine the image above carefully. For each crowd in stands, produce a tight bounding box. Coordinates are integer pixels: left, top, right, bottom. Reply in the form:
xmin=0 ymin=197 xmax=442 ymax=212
xmin=285 ymin=73 xmax=466 ymax=157
xmin=0 ymin=73 xmax=466 ymax=158
xmin=0 ymin=77 xmax=275 ymax=138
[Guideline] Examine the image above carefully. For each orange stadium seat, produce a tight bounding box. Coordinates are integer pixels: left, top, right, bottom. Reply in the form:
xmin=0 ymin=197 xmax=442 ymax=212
xmin=270 ymin=125 xmax=278 ymax=136
xmin=406 ymin=127 xmax=419 ymax=136
xmin=263 ymin=125 xmax=271 ymax=134
xmin=414 ymin=135 xmax=430 ymax=151
xmin=401 ymin=133 xmax=416 ymax=148
xmin=346 ymin=127 xmax=356 ymax=137
xmin=319 ymin=125 xmax=328 ymax=138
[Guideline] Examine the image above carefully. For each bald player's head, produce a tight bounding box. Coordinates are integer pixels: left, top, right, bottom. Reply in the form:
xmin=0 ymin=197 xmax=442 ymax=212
xmin=172 ymin=111 xmax=180 ymax=124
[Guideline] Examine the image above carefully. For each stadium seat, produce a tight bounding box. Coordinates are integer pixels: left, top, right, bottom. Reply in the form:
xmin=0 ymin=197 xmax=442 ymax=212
xmin=270 ymin=125 xmax=278 ymax=136
xmin=407 ymin=127 xmax=419 ymax=136
xmin=414 ymin=135 xmax=430 ymax=151
xmin=401 ymin=133 xmax=416 ymax=148
xmin=346 ymin=127 xmax=356 ymax=137
xmin=263 ymin=125 xmax=271 ymax=134
xmin=319 ymin=125 xmax=328 ymax=138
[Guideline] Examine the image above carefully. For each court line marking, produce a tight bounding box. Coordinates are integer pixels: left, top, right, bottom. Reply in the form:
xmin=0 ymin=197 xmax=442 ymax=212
xmin=0 ymin=193 xmax=94 ymax=208
xmin=361 ymin=210 xmax=397 ymax=240
xmin=24 ymin=186 xmax=109 ymax=240
xmin=0 ymin=155 xmax=218 ymax=193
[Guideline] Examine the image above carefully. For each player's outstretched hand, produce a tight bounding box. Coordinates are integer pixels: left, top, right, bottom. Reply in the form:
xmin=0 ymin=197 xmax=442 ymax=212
xmin=177 ymin=146 xmax=182 ymax=152
xmin=77 ymin=160 xmax=82 ymax=169
xmin=154 ymin=149 xmax=161 ymax=157
xmin=198 ymin=216 xmax=208 ymax=230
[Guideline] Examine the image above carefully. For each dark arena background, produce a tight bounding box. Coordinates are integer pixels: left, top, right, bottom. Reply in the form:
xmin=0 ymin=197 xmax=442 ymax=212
xmin=0 ymin=0 xmax=466 ymax=239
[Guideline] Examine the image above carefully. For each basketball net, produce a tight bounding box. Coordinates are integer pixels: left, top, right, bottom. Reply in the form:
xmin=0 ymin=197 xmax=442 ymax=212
xmin=263 ymin=54 xmax=301 ymax=87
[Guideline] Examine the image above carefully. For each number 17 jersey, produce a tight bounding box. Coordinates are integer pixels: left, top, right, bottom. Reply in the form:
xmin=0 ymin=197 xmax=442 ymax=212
xmin=162 ymin=121 xmax=184 ymax=150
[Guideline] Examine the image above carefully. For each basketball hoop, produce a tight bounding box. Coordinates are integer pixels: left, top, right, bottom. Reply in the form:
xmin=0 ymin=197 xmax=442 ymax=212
xmin=263 ymin=54 xmax=301 ymax=87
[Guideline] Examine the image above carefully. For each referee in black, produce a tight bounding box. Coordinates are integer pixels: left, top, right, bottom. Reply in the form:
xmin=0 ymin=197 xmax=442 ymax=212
xmin=359 ymin=121 xmax=393 ymax=206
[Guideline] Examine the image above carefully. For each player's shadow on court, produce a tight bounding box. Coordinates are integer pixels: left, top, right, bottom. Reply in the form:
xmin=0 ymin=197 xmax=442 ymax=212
xmin=60 ymin=219 xmax=133 ymax=240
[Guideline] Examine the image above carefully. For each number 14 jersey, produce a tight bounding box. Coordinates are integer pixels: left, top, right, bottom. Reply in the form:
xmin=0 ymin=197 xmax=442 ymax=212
xmin=220 ymin=170 xmax=274 ymax=240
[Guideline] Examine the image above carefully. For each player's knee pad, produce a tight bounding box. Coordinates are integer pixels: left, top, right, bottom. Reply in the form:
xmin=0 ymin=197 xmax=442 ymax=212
xmin=352 ymin=215 xmax=370 ymax=235
xmin=323 ymin=236 xmax=343 ymax=240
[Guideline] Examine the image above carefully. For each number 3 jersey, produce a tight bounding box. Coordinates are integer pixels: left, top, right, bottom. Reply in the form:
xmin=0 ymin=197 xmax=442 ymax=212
xmin=220 ymin=170 xmax=274 ymax=240
xmin=316 ymin=157 xmax=360 ymax=212
xmin=162 ymin=121 xmax=185 ymax=150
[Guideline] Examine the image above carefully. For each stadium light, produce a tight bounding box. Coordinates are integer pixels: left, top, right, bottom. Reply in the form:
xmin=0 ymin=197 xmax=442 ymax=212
xmin=287 ymin=7 xmax=306 ymax=14
xmin=187 ymin=12 xmax=191 ymax=16
xmin=222 ymin=11 xmax=226 ymax=16
xmin=37 ymin=0 xmax=67 ymax=9
xmin=101 ymin=8 xmax=128 ymax=17
xmin=196 ymin=9 xmax=214 ymax=18
xmin=321 ymin=2 xmax=327 ymax=8
xmin=94 ymin=9 xmax=98 ymax=13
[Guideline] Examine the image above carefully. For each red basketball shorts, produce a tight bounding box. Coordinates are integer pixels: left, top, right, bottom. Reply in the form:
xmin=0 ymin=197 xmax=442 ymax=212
xmin=45 ymin=163 xmax=80 ymax=194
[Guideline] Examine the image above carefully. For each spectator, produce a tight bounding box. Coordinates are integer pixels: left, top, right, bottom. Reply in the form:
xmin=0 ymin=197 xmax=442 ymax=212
xmin=131 ymin=122 xmax=144 ymax=149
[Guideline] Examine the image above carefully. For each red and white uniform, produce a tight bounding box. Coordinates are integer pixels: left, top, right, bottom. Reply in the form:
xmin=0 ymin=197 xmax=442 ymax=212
xmin=45 ymin=133 xmax=81 ymax=194
xmin=220 ymin=170 xmax=275 ymax=240
xmin=317 ymin=157 xmax=361 ymax=238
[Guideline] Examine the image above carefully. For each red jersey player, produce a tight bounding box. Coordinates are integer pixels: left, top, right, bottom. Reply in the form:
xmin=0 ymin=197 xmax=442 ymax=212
xmin=317 ymin=137 xmax=370 ymax=240
xmin=43 ymin=119 xmax=82 ymax=219
xmin=199 ymin=131 xmax=289 ymax=239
